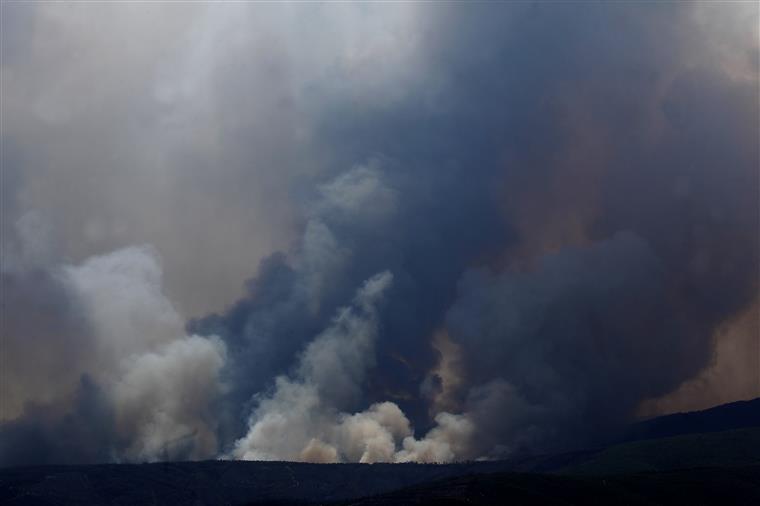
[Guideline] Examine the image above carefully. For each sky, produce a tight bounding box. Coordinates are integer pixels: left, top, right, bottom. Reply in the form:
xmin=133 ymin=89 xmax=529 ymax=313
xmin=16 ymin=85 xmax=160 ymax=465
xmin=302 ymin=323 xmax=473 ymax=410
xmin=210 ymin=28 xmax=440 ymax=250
xmin=1 ymin=1 xmax=758 ymax=466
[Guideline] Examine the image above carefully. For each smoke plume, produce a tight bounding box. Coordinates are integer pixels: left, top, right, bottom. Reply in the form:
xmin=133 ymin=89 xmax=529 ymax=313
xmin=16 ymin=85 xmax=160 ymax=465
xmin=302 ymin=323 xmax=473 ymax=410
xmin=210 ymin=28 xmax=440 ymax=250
xmin=2 ymin=2 xmax=757 ymax=465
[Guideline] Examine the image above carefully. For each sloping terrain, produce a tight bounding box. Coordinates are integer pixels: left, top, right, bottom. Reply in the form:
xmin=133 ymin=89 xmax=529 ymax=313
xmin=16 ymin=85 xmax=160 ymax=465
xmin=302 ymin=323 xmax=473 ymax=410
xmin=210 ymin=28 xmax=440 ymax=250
xmin=4 ymin=429 xmax=760 ymax=505
xmin=560 ymin=427 xmax=760 ymax=475
xmin=0 ymin=460 xmax=520 ymax=505
xmin=336 ymin=466 xmax=760 ymax=506
xmin=3 ymin=400 xmax=760 ymax=505
xmin=622 ymin=398 xmax=760 ymax=442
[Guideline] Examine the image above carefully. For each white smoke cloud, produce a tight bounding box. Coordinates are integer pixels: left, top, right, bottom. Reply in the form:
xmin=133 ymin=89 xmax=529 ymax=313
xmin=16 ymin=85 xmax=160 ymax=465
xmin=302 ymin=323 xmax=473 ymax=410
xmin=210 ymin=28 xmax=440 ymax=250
xmin=335 ymin=402 xmax=412 ymax=463
xmin=4 ymin=243 xmax=228 ymax=462
xmin=231 ymin=268 xmax=483 ymax=464
xmin=233 ymin=270 xmax=394 ymax=460
xmin=61 ymin=246 xmax=228 ymax=461
xmin=112 ymin=335 xmax=227 ymax=461
xmin=62 ymin=246 xmax=184 ymax=360
xmin=315 ymin=161 xmax=398 ymax=225
xmin=396 ymin=412 xmax=474 ymax=463
xmin=299 ymin=162 xmax=398 ymax=313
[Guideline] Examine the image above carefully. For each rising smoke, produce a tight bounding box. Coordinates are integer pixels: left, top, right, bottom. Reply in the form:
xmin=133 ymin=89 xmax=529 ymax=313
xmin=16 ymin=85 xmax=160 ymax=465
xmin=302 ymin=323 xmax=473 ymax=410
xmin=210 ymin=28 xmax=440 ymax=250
xmin=1 ymin=2 xmax=758 ymax=466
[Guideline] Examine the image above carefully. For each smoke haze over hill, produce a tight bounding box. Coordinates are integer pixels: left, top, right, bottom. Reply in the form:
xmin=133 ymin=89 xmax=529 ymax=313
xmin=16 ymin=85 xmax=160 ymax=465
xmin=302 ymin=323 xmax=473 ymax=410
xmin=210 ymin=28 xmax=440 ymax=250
xmin=1 ymin=2 xmax=758 ymax=466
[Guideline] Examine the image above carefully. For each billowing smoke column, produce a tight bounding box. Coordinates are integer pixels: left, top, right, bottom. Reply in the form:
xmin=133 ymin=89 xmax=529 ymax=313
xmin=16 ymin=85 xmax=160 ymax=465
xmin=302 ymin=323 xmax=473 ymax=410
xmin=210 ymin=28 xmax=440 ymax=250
xmin=1 ymin=2 xmax=758 ymax=466
xmin=1 ymin=244 xmax=227 ymax=465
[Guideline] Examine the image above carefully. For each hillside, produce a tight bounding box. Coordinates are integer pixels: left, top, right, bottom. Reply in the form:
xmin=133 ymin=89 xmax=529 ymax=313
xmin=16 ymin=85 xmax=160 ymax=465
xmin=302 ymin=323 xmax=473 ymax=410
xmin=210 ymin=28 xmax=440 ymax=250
xmin=623 ymin=398 xmax=760 ymax=442
xmin=561 ymin=427 xmax=760 ymax=475
xmin=3 ymin=399 xmax=760 ymax=505
xmin=337 ymin=466 xmax=760 ymax=506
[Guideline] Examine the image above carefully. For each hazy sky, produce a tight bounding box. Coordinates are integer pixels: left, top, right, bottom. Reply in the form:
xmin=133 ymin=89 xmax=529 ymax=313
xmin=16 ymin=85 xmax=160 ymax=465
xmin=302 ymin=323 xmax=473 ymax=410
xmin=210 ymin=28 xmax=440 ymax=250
xmin=1 ymin=1 xmax=758 ymax=466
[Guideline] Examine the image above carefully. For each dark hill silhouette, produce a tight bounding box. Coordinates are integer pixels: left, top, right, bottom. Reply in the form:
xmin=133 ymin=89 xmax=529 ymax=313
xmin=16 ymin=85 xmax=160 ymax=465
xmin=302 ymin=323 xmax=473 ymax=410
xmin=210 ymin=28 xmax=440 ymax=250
xmin=622 ymin=398 xmax=760 ymax=442
xmin=335 ymin=465 xmax=760 ymax=506
xmin=2 ymin=398 xmax=759 ymax=505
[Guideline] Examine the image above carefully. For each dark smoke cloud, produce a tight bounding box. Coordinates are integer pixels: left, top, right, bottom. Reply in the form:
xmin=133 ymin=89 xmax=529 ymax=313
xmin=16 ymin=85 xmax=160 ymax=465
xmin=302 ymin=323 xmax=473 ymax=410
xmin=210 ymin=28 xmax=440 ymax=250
xmin=189 ymin=153 xmax=509 ymax=446
xmin=447 ymin=232 xmax=713 ymax=455
xmin=2 ymin=212 xmax=227 ymax=465
xmin=0 ymin=248 xmax=227 ymax=466
xmin=202 ymin=1 xmax=758 ymax=459
xmin=0 ymin=375 xmax=115 ymax=467
xmin=2 ymin=2 xmax=757 ymax=465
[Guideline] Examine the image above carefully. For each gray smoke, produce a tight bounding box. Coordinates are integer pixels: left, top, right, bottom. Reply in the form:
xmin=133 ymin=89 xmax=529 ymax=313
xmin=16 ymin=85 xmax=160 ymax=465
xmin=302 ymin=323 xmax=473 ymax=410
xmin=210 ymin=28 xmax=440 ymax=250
xmin=2 ymin=2 xmax=757 ymax=465
xmin=2 ymin=239 xmax=227 ymax=465
xmin=446 ymin=233 xmax=711 ymax=455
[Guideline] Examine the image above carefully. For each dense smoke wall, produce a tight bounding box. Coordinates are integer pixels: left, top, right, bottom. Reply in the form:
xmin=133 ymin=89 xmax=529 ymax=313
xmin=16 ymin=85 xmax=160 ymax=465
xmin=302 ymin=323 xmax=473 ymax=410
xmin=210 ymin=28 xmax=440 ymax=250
xmin=1 ymin=2 xmax=757 ymax=465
